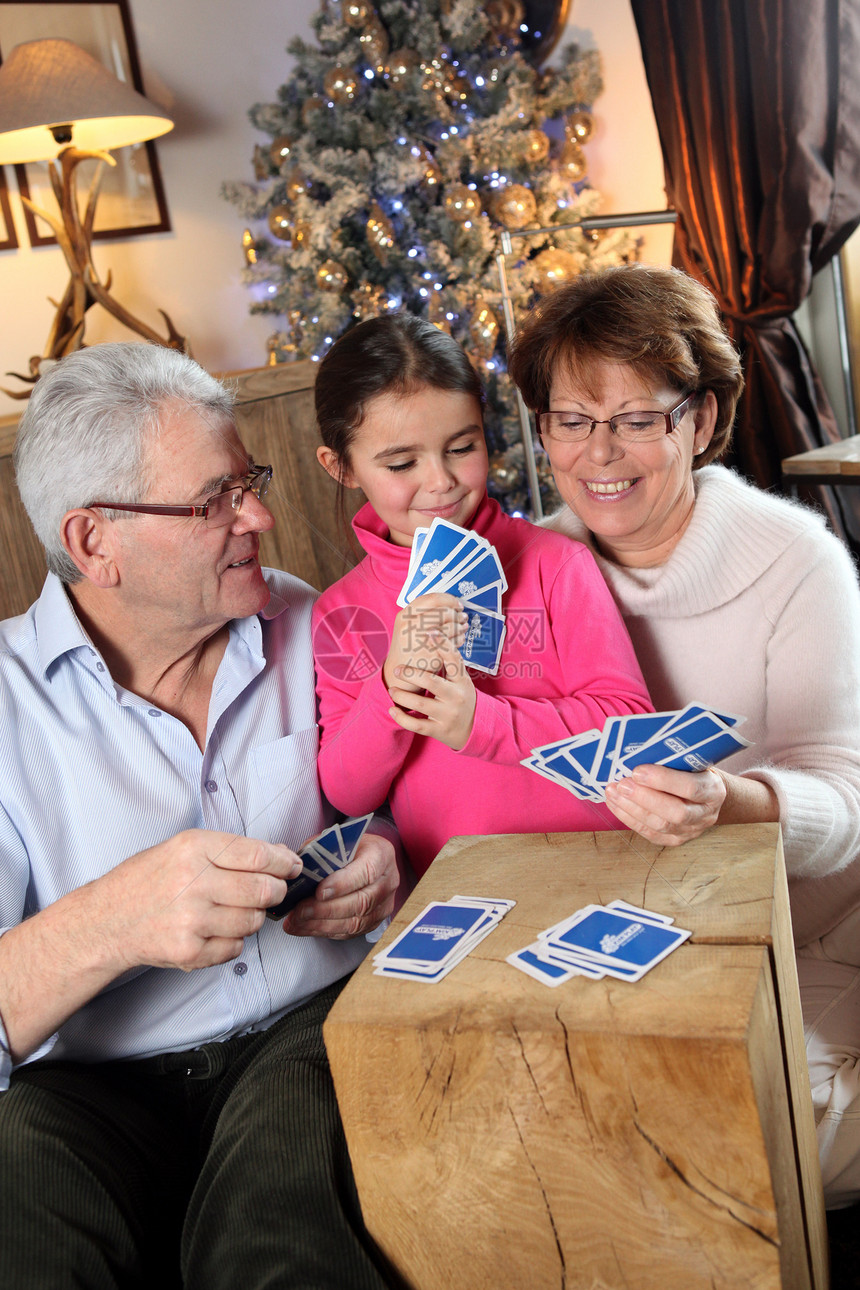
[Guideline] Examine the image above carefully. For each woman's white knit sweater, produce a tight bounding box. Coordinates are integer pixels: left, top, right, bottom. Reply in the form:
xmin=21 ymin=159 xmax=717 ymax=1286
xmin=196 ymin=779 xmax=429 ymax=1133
xmin=544 ymin=465 xmax=860 ymax=946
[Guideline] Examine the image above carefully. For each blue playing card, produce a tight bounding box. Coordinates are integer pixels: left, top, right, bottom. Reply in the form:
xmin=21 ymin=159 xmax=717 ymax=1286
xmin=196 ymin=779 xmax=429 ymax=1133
xmin=401 ymin=522 xmax=484 ymax=604
xmin=616 ymin=712 xmax=744 ymax=775
xmin=337 ymin=813 xmax=373 ymax=861
xmin=444 ymin=546 xmax=507 ymax=599
xmin=459 ymin=605 xmax=506 ymax=674
xmin=459 ymin=582 xmax=502 ymax=613
xmin=265 ymin=870 xmax=322 ymax=919
xmin=549 ymin=907 xmax=690 ymax=975
xmin=656 ymin=728 xmax=750 ymax=771
xmin=379 ymin=901 xmax=490 ymax=967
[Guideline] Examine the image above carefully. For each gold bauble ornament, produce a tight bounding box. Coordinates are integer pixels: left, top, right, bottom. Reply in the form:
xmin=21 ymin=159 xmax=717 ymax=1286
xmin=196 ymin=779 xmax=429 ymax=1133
xmin=301 ymin=95 xmax=324 ymax=125
xmin=269 ymin=135 xmax=293 ymax=169
xmin=385 ymin=47 xmax=420 ymax=85
xmin=442 ymin=184 xmax=481 ymax=223
xmin=352 ymin=282 xmax=387 ymax=318
xmin=317 ymin=259 xmax=349 ymax=292
xmin=343 ymin=0 xmax=372 ymax=27
xmin=359 ymin=17 xmax=389 ymax=68
xmin=242 ymin=229 xmax=258 ymax=265
xmin=267 ymin=204 xmax=293 ymax=241
xmin=416 ymin=145 xmax=442 ymax=189
xmin=566 ymin=110 xmax=594 ymax=144
xmin=559 ymin=140 xmax=587 ymax=182
xmin=532 ymin=247 xmax=580 ymax=293
xmin=488 ymin=452 xmax=520 ymax=491
xmin=366 ymin=200 xmax=395 ymax=265
xmin=427 ymin=290 xmax=451 ymax=334
xmin=324 ymin=64 xmax=359 ymax=103
xmin=486 ymin=0 xmax=525 ymax=37
xmin=292 ymin=220 xmax=311 ymax=248
xmin=493 ymin=184 xmax=537 ymax=230
xmin=525 ymin=129 xmax=550 ymax=163
xmin=469 ymin=299 xmax=500 ymax=358
xmin=284 ymin=167 xmax=308 ymax=202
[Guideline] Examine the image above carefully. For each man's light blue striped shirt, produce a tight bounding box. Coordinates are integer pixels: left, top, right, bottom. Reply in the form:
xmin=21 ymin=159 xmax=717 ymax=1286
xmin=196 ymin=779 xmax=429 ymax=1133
xmin=0 ymin=570 xmax=371 ymax=1089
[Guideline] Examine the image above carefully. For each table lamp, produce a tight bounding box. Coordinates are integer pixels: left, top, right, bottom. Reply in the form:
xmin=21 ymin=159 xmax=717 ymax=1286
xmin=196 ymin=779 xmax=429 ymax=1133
xmin=0 ymin=37 xmax=188 ymax=397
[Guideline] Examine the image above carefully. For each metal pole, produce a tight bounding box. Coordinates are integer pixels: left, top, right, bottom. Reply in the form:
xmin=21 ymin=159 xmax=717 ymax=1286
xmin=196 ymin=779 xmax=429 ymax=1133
xmin=496 ymin=234 xmax=544 ymax=520
xmin=831 ymin=252 xmax=858 ymax=439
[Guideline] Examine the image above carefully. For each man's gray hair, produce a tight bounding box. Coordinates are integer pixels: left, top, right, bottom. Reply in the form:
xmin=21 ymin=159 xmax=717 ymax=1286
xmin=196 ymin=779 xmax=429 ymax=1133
xmin=14 ymin=342 xmax=236 ymax=583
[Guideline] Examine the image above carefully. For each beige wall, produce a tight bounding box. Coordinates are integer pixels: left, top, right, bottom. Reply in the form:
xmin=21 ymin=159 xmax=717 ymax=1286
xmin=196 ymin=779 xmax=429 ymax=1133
xmin=0 ymin=0 xmax=667 ymax=418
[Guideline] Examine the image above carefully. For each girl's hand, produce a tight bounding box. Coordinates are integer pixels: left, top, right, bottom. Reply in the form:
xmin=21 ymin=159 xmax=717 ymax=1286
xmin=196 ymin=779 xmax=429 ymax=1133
xmin=383 ymin=593 xmax=467 ymax=693
xmin=603 ymin=764 xmax=727 ymax=846
xmin=387 ymin=632 xmax=477 ymax=751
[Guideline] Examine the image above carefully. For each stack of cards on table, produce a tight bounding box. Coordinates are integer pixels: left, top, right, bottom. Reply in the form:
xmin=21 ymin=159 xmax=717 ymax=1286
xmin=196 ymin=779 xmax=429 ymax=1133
xmin=266 ymin=813 xmax=374 ymax=918
xmin=523 ymin=702 xmax=751 ymax=802
xmin=508 ymin=900 xmax=692 ymax=987
xmin=396 ymin=517 xmax=507 ymax=675
xmin=373 ymin=895 xmax=515 ymax=982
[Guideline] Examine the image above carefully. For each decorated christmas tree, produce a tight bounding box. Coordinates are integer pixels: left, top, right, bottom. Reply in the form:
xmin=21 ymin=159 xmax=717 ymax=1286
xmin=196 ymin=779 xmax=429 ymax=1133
xmin=224 ymin=0 xmax=636 ymax=515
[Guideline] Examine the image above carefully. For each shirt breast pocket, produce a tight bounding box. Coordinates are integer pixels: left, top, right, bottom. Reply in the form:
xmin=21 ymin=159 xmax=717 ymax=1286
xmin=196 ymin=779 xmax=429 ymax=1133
xmin=247 ymin=726 xmax=328 ymax=850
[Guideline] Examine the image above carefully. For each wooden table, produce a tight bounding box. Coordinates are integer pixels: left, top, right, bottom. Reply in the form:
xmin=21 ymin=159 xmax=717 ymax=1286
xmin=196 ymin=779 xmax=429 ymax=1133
xmin=781 ymin=434 xmax=860 ymax=487
xmin=324 ymin=825 xmax=827 ymax=1289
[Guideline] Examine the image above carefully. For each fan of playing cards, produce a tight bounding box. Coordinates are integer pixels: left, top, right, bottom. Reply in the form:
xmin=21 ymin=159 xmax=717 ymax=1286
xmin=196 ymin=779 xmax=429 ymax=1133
xmin=523 ymin=703 xmax=751 ymax=801
xmin=397 ymin=518 xmax=507 ymax=675
xmin=373 ymin=895 xmax=515 ymax=982
xmin=508 ymin=900 xmax=692 ymax=987
xmin=266 ymin=813 xmax=375 ymax=919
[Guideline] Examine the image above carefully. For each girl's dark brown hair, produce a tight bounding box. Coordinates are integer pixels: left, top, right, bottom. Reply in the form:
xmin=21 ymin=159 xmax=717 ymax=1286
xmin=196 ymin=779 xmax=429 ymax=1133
xmin=507 ymin=263 xmax=744 ymax=466
xmin=315 ymin=312 xmax=486 ymax=539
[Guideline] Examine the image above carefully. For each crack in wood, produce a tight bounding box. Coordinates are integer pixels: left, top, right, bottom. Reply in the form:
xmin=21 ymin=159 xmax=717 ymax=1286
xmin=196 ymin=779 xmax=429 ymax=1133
xmin=633 ymin=1122 xmax=779 ymax=1246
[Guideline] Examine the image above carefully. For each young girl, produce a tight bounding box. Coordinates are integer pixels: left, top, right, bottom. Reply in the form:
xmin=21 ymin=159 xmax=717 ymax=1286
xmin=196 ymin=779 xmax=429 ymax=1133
xmin=312 ymin=314 xmax=652 ymax=876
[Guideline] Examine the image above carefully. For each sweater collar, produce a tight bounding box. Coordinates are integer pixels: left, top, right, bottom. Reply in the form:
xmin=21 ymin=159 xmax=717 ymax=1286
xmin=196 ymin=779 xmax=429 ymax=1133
xmin=544 ymin=466 xmax=820 ymax=615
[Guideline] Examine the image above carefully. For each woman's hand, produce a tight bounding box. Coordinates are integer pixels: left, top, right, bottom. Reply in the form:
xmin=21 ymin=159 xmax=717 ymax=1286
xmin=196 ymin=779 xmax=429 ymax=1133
xmin=383 ymin=593 xmax=467 ymax=694
xmin=603 ymin=764 xmax=727 ymax=846
xmin=387 ymin=632 xmax=477 ymax=751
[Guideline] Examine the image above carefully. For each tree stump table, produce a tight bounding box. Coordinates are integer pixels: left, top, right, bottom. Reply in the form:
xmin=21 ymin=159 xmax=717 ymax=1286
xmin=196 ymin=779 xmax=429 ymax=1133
xmin=324 ymin=824 xmax=827 ymax=1289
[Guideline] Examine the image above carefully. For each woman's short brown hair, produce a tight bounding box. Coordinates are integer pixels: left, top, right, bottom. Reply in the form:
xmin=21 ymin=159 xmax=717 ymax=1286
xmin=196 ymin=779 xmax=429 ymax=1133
xmin=506 ymin=263 xmax=744 ymax=466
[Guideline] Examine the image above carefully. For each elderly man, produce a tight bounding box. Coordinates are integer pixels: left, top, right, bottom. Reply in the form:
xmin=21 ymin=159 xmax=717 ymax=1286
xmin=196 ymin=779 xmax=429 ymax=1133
xmin=0 ymin=343 xmax=403 ymax=1289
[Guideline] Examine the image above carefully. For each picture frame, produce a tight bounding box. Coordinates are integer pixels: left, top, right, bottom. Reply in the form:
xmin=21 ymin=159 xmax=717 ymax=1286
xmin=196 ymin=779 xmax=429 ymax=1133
xmin=0 ymin=0 xmax=171 ymax=246
xmin=0 ymin=166 xmax=17 ymax=250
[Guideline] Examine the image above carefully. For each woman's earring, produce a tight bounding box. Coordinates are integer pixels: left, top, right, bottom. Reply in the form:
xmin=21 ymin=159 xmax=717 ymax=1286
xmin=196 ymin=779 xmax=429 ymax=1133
xmin=695 ymin=446 xmax=705 ymax=455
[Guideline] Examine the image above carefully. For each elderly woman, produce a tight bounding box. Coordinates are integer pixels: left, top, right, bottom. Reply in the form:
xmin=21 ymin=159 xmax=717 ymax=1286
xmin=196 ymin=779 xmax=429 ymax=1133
xmin=507 ymin=263 xmax=860 ymax=1208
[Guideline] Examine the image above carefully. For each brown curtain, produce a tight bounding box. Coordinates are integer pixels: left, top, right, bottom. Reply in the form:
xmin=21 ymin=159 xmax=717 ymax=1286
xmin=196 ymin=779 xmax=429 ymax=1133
xmin=630 ymin=0 xmax=860 ymax=547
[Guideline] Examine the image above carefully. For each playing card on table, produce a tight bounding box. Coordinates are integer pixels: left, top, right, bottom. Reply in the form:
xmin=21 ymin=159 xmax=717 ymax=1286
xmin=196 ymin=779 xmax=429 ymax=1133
xmin=266 ymin=813 xmax=375 ymax=919
xmin=374 ymin=895 xmax=514 ymax=982
xmin=509 ymin=899 xmax=689 ymax=986
xmin=541 ymin=905 xmax=691 ymax=982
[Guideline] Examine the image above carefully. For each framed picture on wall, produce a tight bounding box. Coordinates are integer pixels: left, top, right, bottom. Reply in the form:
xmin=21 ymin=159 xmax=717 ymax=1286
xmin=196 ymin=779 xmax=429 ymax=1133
xmin=0 ymin=0 xmax=171 ymax=246
xmin=0 ymin=166 xmax=17 ymax=249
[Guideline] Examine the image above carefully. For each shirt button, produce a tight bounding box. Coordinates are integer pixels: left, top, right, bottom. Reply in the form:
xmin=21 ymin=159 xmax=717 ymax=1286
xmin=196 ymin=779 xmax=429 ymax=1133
xmin=96 ymin=662 xmax=105 ymax=672
xmin=233 ymin=962 xmax=248 ymax=976
xmin=204 ymin=780 xmax=218 ymax=793
xmin=148 ymin=708 xmax=161 ymax=717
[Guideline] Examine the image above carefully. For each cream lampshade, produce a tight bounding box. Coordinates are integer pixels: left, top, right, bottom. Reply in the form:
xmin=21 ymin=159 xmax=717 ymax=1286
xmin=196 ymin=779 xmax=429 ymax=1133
xmin=0 ymin=37 xmax=186 ymax=397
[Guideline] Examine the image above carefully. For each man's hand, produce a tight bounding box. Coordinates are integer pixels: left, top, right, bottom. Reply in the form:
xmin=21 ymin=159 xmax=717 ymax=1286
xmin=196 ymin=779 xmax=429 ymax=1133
xmin=280 ymin=832 xmax=401 ymax=939
xmin=0 ymin=829 xmax=303 ymax=1065
xmin=101 ymin=830 xmax=303 ymax=972
xmin=383 ymin=593 xmax=467 ymax=694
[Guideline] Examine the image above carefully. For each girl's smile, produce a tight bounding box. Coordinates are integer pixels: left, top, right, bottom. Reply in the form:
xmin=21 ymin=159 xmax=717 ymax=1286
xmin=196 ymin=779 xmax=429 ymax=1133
xmin=317 ymin=385 xmax=488 ymax=547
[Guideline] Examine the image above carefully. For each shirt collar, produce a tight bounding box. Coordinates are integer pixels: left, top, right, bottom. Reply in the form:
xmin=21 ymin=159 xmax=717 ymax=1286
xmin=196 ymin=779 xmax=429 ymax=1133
xmin=34 ymin=574 xmax=92 ymax=676
xmin=34 ymin=569 xmax=291 ymax=678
